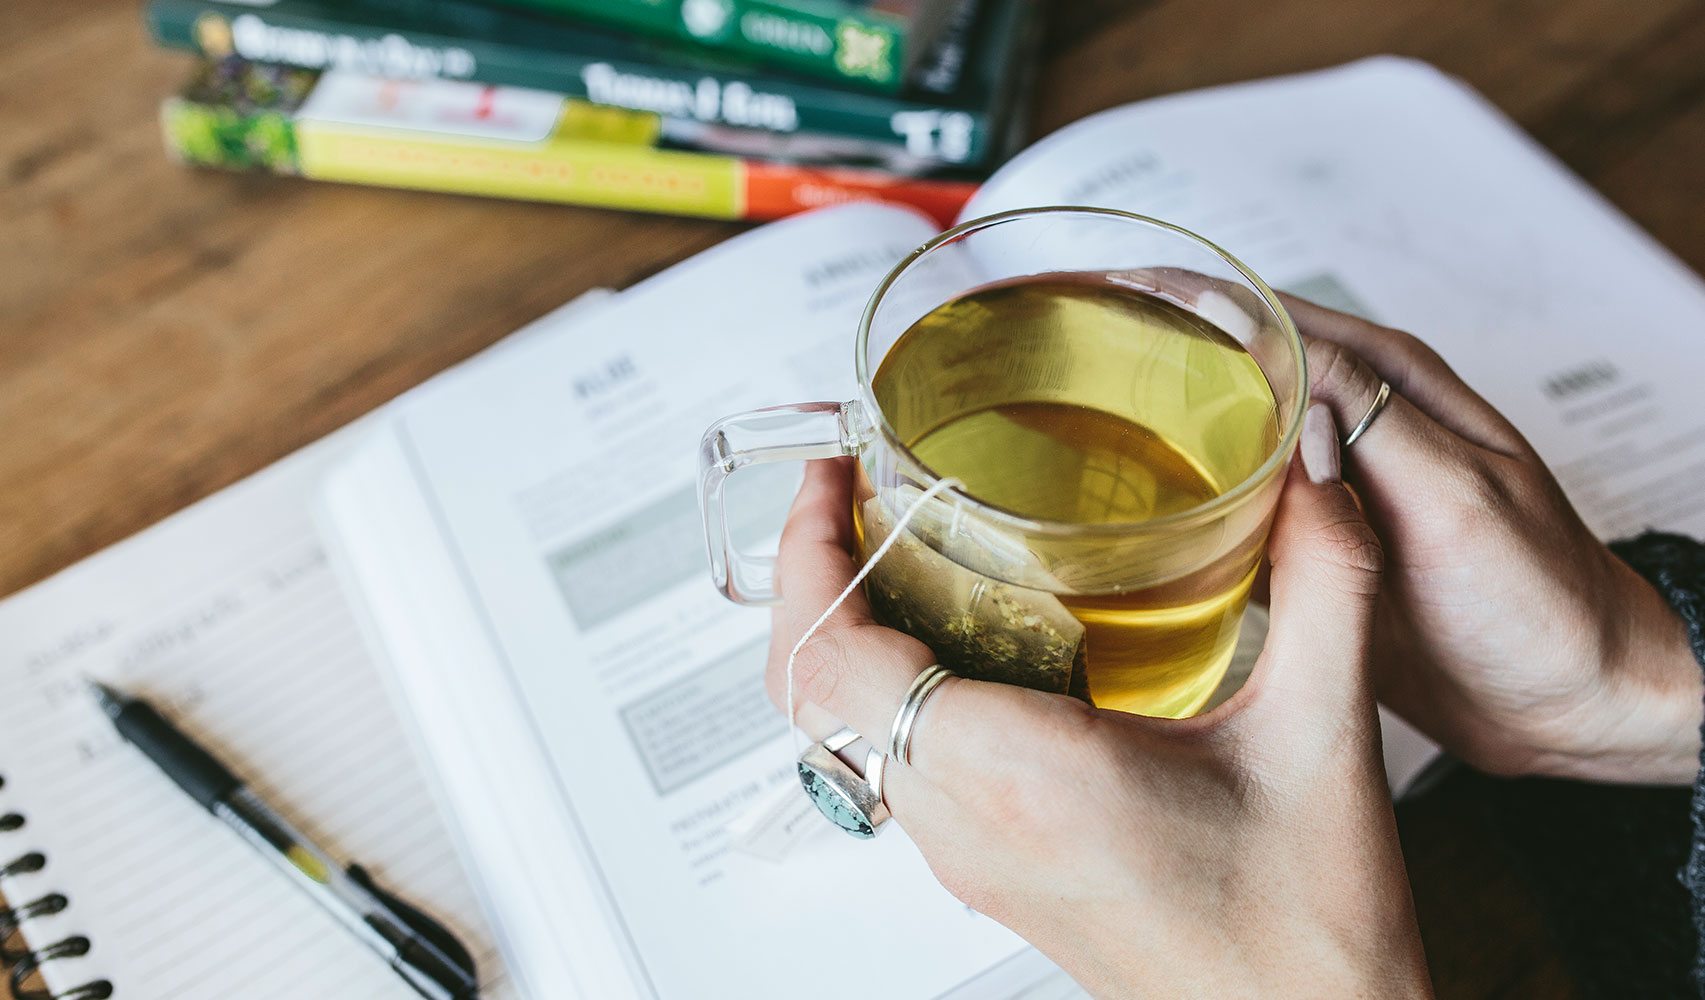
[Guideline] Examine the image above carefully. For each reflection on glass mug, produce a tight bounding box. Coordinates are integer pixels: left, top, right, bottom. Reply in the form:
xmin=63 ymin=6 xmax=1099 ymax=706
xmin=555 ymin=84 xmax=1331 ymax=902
xmin=699 ymin=207 xmax=1307 ymax=718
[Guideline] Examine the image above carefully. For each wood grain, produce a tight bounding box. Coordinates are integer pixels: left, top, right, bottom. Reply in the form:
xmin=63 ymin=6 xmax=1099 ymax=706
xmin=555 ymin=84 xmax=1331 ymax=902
xmin=3 ymin=1 xmax=1703 ymax=996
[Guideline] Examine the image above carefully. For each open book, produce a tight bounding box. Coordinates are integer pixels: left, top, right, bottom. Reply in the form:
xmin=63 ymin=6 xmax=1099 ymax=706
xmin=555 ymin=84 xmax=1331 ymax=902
xmin=6 ymin=56 xmax=1704 ymax=1000
xmin=320 ymin=56 xmax=1705 ymax=1000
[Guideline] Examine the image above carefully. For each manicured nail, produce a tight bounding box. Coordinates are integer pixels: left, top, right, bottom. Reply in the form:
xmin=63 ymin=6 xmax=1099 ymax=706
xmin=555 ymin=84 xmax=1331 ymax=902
xmin=1301 ymin=403 xmax=1341 ymax=484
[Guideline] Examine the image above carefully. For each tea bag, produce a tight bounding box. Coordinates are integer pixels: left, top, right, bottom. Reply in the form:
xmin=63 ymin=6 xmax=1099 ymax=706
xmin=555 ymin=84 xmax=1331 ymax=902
xmin=860 ymin=488 xmax=1088 ymax=698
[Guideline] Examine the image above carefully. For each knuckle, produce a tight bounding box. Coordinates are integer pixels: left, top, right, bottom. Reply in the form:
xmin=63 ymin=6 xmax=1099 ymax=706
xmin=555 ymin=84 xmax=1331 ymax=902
xmin=1305 ymin=338 xmax=1373 ymax=399
xmin=788 ymin=632 xmax=849 ymax=709
xmin=1316 ymin=514 xmax=1385 ymax=585
xmin=961 ymin=697 xmax=1110 ymax=833
xmin=963 ymin=765 xmax=1034 ymax=831
xmin=958 ymin=756 xmax=1063 ymax=840
xmin=1439 ymin=456 xmax=1521 ymax=536
xmin=1389 ymin=327 xmax=1489 ymax=401
xmin=1385 ymin=327 xmax=1445 ymax=368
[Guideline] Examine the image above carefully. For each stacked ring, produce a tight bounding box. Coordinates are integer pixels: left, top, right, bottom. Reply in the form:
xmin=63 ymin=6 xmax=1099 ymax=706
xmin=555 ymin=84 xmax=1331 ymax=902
xmin=794 ymin=665 xmax=958 ymax=839
xmin=1344 ymin=380 xmax=1391 ymax=448
xmin=889 ymin=665 xmax=956 ymax=767
xmin=797 ymin=728 xmax=889 ymax=839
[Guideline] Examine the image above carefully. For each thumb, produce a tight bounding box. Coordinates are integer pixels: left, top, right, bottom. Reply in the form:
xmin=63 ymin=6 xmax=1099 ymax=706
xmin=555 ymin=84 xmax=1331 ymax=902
xmin=1260 ymin=404 xmax=1384 ymax=700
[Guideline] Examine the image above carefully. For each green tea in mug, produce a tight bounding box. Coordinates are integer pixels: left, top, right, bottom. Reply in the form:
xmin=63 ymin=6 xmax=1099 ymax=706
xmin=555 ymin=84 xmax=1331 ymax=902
xmin=860 ymin=273 xmax=1279 ymax=718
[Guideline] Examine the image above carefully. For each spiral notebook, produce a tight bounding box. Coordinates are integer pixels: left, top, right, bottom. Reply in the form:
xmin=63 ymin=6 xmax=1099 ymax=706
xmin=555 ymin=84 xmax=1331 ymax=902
xmin=0 ymin=292 xmax=612 ymax=999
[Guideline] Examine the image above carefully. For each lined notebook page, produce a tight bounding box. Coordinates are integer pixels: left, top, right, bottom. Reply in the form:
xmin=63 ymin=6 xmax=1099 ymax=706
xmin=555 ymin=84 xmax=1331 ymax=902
xmin=0 ymin=429 xmax=511 ymax=998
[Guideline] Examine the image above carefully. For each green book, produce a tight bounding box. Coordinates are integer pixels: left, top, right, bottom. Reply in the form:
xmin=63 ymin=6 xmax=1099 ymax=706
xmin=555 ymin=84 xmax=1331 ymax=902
xmin=159 ymin=60 xmax=984 ymax=225
xmin=495 ymin=0 xmax=957 ymax=93
xmin=146 ymin=0 xmax=1031 ymax=171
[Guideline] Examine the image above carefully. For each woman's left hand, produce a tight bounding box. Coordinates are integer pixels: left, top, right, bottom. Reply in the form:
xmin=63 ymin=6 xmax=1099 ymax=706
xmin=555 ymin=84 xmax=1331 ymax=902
xmin=766 ymin=434 xmax=1431 ymax=998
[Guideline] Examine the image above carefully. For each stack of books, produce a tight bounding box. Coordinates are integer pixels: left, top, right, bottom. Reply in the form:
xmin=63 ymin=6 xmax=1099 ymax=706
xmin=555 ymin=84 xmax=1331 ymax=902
xmin=144 ymin=0 xmax=1041 ymax=225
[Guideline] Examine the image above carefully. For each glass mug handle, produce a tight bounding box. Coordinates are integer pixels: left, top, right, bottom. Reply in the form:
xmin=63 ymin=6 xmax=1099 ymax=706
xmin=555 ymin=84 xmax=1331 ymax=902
xmin=698 ymin=400 xmax=862 ymax=605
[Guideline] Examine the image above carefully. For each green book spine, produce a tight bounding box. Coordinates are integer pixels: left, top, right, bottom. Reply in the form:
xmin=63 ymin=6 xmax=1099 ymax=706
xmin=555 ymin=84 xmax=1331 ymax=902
xmin=144 ymin=0 xmax=1023 ymax=170
xmin=497 ymin=0 xmax=926 ymax=94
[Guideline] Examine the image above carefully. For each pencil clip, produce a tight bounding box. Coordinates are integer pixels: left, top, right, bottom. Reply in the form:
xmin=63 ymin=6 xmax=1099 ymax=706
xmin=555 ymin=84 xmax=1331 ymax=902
xmin=346 ymin=863 xmax=477 ymax=982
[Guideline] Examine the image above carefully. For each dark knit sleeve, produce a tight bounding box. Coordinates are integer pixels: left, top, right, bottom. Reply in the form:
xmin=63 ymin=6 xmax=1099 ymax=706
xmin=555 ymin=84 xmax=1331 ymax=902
xmin=1607 ymin=531 xmax=1705 ymax=992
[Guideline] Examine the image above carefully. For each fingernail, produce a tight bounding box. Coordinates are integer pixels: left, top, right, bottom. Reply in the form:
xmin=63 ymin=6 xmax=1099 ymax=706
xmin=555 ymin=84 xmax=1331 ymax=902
xmin=1301 ymin=403 xmax=1341 ymax=484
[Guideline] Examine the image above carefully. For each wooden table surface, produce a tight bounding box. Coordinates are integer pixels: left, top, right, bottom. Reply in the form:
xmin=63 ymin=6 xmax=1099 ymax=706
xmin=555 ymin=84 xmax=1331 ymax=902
xmin=4 ymin=0 xmax=1704 ymax=996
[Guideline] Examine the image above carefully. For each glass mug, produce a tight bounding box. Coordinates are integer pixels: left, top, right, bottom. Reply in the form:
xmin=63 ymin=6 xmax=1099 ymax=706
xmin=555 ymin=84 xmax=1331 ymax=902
xmin=699 ymin=207 xmax=1306 ymax=718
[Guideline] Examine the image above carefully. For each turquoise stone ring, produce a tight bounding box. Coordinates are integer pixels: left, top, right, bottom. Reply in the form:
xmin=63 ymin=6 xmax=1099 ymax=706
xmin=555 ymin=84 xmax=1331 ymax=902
xmin=797 ymin=728 xmax=889 ymax=838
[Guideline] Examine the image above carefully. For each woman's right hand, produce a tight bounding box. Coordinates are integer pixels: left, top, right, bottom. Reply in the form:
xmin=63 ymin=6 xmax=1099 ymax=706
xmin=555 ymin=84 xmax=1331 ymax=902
xmin=1290 ymin=295 xmax=1701 ymax=783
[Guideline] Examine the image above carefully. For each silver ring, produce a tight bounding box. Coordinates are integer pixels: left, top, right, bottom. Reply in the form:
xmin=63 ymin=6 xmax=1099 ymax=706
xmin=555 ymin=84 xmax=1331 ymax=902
xmin=797 ymin=727 xmax=890 ymax=839
xmin=1343 ymin=380 xmax=1391 ymax=448
xmin=888 ymin=665 xmax=956 ymax=767
xmin=864 ymin=742 xmax=887 ymax=807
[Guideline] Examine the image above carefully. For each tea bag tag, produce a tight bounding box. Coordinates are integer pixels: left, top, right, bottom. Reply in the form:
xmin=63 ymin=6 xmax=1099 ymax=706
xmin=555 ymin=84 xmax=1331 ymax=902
xmin=781 ymin=476 xmax=966 ymax=749
xmin=733 ymin=476 xmax=964 ymax=863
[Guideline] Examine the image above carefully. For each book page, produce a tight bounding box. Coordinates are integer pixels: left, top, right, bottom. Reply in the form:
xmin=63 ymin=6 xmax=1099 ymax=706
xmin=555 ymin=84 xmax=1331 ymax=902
xmin=325 ymin=430 xmax=620 ymax=1000
xmin=345 ymin=203 xmax=1071 ymax=999
xmin=963 ymin=56 xmax=1705 ymax=788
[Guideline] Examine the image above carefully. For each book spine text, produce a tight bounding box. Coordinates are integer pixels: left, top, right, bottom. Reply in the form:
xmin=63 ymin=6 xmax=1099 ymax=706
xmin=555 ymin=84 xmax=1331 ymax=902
xmin=498 ymin=0 xmax=914 ymax=93
xmin=146 ymin=0 xmax=995 ymax=166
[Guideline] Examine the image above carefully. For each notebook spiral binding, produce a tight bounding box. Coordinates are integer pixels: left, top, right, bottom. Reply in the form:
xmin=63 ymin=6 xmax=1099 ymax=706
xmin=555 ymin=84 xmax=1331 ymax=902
xmin=0 ymin=775 xmax=112 ymax=1000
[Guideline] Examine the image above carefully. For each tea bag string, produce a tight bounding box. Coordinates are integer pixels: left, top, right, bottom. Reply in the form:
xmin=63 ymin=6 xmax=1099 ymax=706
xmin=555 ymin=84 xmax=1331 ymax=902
xmin=786 ymin=476 xmax=965 ymax=752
